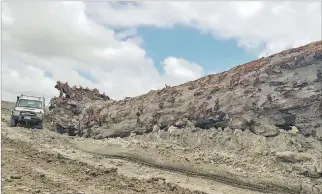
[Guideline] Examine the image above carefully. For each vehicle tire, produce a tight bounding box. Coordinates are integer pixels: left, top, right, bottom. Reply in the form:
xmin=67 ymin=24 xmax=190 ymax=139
xmin=38 ymin=121 xmax=44 ymax=129
xmin=9 ymin=117 xmax=17 ymax=127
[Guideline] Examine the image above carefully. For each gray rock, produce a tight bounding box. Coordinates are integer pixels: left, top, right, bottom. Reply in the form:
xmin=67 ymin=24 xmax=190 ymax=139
xmin=255 ymin=124 xmax=280 ymax=137
xmin=315 ymin=127 xmax=322 ymax=141
xmin=299 ymin=165 xmax=321 ymax=179
xmin=230 ymin=118 xmax=248 ymax=131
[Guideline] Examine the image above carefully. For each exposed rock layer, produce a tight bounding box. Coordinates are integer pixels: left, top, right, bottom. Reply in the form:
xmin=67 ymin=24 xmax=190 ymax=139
xmin=49 ymin=41 xmax=322 ymax=140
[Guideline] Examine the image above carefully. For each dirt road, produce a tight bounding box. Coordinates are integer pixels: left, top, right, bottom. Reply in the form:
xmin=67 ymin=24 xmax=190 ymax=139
xmin=1 ymin=121 xmax=268 ymax=194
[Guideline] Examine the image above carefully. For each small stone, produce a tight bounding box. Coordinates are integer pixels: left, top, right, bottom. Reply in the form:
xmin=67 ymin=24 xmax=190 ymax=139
xmin=167 ymin=182 xmax=178 ymax=191
xmin=87 ymin=121 xmax=96 ymax=127
xmin=57 ymin=153 xmax=64 ymax=159
xmin=152 ymin=125 xmax=160 ymax=133
xmin=223 ymin=126 xmax=232 ymax=132
xmin=206 ymin=95 xmax=212 ymax=100
xmin=233 ymin=129 xmax=243 ymax=134
xmin=174 ymin=120 xmax=186 ymax=128
xmin=147 ymin=177 xmax=165 ymax=183
xmin=116 ymin=162 xmax=123 ymax=166
xmin=262 ymin=150 xmax=268 ymax=156
xmin=157 ymin=179 xmax=165 ymax=185
xmin=168 ymin=126 xmax=178 ymax=134
xmin=104 ymin=168 xmax=117 ymax=174
xmin=10 ymin=175 xmax=21 ymax=179
xmin=129 ymin=132 xmax=136 ymax=137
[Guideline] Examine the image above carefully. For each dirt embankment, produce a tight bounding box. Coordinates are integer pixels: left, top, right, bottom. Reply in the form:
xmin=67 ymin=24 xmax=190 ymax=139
xmin=49 ymin=41 xmax=322 ymax=141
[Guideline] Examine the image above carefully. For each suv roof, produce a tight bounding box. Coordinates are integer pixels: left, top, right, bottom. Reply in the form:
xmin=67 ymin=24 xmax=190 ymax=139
xmin=19 ymin=96 xmax=43 ymax=101
xmin=19 ymin=95 xmax=44 ymax=102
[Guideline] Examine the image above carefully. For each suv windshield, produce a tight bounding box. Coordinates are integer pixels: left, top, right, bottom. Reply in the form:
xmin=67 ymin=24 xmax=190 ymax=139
xmin=18 ymin=99 xmax=42 ymax=109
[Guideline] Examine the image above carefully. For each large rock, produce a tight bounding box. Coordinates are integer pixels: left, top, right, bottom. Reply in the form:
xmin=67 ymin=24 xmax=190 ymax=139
xmin=48 ymin=41 xmax=322 ymax=140
xmin=250 ymin=118 xmax=280 ymax=137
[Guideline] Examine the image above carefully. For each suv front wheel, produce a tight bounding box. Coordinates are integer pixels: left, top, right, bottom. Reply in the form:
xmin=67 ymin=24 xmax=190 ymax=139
xmin=10 ymin=117 xmax=17 ymax=127
xmin=38 ymin=121 xmax=44 ymax=129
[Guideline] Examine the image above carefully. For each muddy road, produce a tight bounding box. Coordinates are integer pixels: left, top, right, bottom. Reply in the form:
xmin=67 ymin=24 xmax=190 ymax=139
xmin=1 ymin=122 xmax=265 ymax=194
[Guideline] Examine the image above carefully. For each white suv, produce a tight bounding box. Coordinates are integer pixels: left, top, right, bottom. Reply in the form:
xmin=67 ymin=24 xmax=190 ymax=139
xmin=10 ymin=94 xmax=45 ymax=129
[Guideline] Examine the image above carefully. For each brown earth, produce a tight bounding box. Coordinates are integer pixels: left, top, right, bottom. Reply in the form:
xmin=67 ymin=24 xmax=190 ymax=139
xmin=48 ymin=41 xmax=322 ymax=140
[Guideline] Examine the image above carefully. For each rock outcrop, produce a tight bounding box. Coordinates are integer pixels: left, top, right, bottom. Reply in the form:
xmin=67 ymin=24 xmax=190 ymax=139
xmin=48 ymin=41 xmax=322 ymax=140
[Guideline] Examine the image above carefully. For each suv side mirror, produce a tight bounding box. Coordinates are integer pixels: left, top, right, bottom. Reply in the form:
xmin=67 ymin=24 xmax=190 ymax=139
xmin=16 ymin=96 xmax=20 ymax=106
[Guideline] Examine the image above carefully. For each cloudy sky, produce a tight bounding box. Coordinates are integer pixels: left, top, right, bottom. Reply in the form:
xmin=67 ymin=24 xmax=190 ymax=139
xmin=1 ymin=1 xmax=321 ymax=102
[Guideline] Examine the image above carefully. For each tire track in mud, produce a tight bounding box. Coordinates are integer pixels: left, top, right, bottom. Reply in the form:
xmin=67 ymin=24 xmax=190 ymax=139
xmin=0 ymin=120 xmax=300 ymax=194
xmin=71 ymin=141 xmax=300 ymax=194
xmin=2 ymin=135 xmax=209 ymax=194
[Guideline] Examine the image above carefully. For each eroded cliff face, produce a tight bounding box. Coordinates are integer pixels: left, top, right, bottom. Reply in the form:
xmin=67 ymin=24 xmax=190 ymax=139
xmin=48 ymin=41 xmax=322 ymax=140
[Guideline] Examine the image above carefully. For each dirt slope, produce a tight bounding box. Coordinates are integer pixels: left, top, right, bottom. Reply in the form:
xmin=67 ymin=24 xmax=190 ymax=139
xmin=49 ymin=41 xmax=322 ymax=140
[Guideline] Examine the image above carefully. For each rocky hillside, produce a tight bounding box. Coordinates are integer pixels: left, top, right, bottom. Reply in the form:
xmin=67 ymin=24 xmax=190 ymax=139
xmin=48 ymin=41 xmax=322 ymax=141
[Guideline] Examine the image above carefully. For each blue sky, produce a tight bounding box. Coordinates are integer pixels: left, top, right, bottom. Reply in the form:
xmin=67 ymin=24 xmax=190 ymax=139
xmin=72 ymin=26 xmax=258 ymax=82
xmin=76 ymin=70 xmax=98 ymax=84
xmin=61 ymin=25 xmax=258 ymax=83
xmin=138 ymin=26 xmax=257 ymax=75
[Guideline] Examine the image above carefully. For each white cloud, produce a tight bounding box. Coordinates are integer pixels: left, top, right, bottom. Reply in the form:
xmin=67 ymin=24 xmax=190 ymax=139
xmin=1 ymin=2 xmax=320 ymax=102
xmin=235 ymin=2 xmax=263 ymax=19
xmin=162 ymin=57 xmax=204 ymax=85
xmin=88 ymin=2 xmax=321 ymax=56
xmin=1 ymin=1 xmax=204 ymax=102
